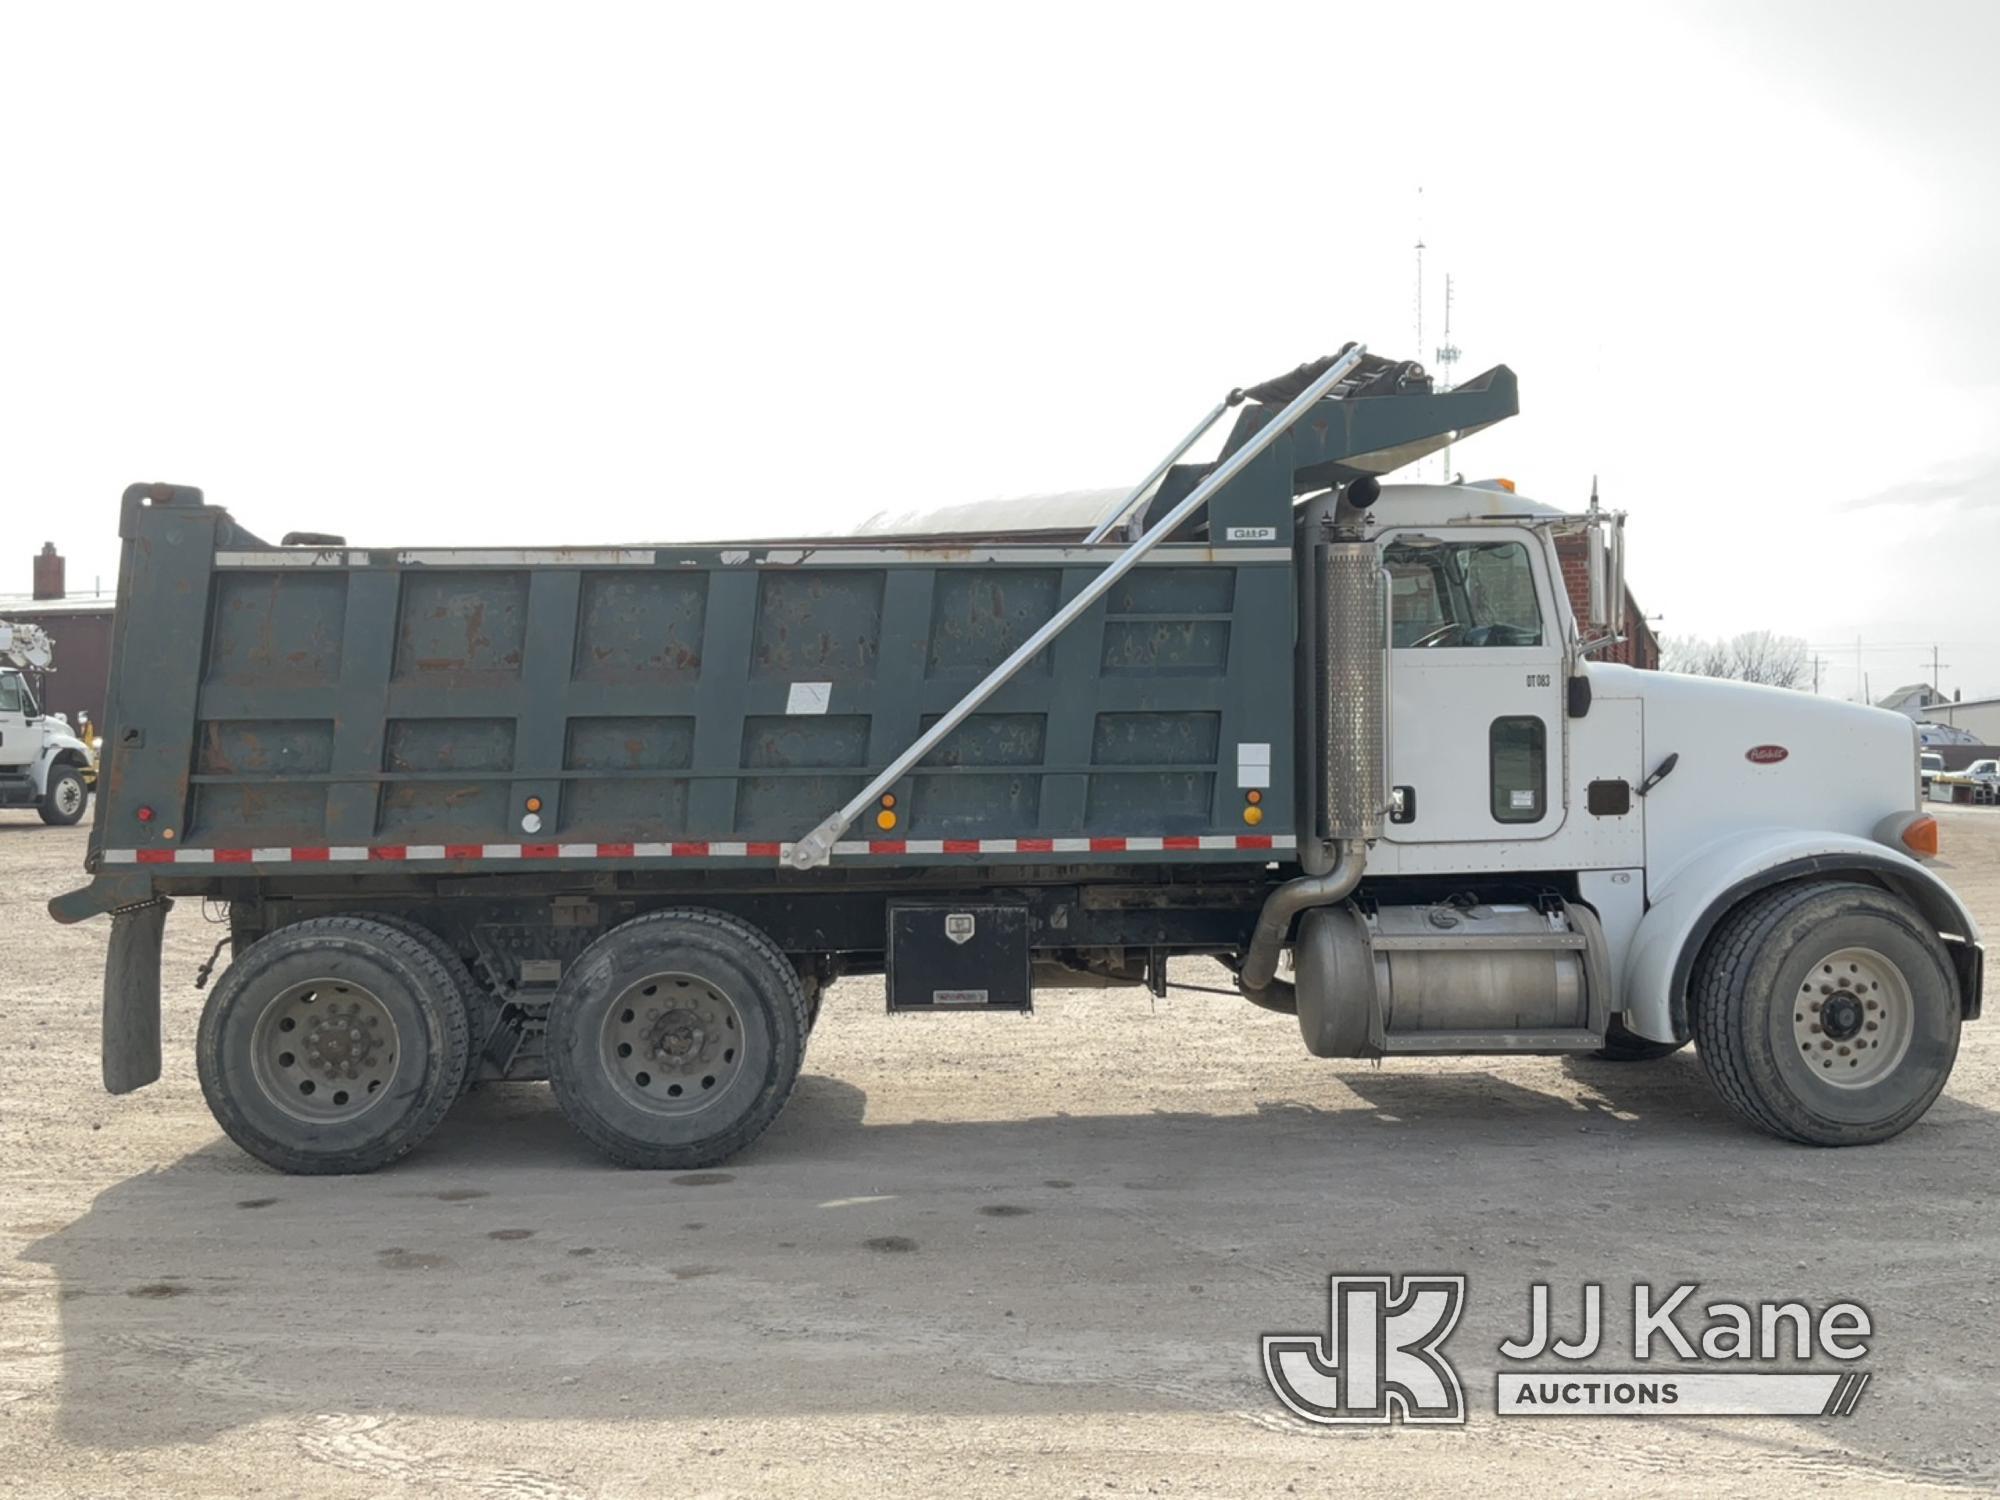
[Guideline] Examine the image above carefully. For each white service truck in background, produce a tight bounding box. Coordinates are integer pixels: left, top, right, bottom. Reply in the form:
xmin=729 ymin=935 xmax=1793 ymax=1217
xmin=0 ymin=619 xmax=95 ymax=824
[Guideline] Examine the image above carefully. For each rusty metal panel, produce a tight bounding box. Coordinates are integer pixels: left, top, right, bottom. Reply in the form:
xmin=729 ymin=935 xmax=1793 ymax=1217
xmin=1101 ymin=619 xmax=1232 ymax=677
xmin=1087 ymin=711 xmax=1220 ymax=830
xmin=189 ymin=719 xmax=335 ymax=842
xmin=1107 ymin=566 xmax=1236 ymax=615
xmin=572 ymin=572 xmax=707 ymax=682
xmin=378 ymin=717 xmax=516 ymax=837
xmin=749 ymin=572 xmax=883 ymax=683
xmin=392 ymin=572 xmax=528 ymax=679
xmin=1100 ymin=565 xmax=1236 ymax=677
xmin=736 ymin=714 xmax=869 ymax=836
xmin=560 ymin=716 xmax=695 ymax=836
xmin=196 ymin=720 xmax=334 ymax=775
xmin=911 ymin=712 xmax=1045 ymax=833
xmin=925 ymin=569 xmax=1059 ymax=678
xmin=205 ymin=572 xmax=346 ymax=686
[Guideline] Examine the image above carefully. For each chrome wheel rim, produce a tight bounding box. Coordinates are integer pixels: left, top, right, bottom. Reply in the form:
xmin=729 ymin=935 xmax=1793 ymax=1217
xmin=250 ymin=979 xmax=400 ymax=1122
xmin=598 ymin=971 xmax=745 ymax=1116
xmin=54 ymin=777 xmax=84 ymax=816
xmin=1792 ymin=946 xmax=1914 ymax=1089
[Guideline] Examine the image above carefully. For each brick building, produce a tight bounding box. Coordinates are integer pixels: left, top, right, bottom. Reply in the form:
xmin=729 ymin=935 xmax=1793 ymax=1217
xmin=1 ymin=544 xmax=116 ymax=733
xmin=1553 ymin=534 xmax=1658 ymax=670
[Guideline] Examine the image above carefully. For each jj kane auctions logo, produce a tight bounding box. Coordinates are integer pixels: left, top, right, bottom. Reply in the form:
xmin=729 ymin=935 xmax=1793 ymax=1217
xmin=1264 ymin=1276 xmax=1873 ymax=1423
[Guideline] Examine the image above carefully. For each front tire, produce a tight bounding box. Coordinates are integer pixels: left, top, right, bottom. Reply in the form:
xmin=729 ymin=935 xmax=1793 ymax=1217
xmin=547 ymin=908 xmax=808 ymax=1169
xmin=1693 ymin=881 xmax=1960 ymax=1145
xmin=39 ymin=763 xmax=87 ymax=825
xmin=196 ymin=917 xmax=470 ymax=1173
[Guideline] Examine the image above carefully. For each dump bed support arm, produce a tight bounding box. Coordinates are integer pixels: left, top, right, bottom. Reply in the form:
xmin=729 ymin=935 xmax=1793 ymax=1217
xmin=786 ymin=343 xmax=1368 ymax=870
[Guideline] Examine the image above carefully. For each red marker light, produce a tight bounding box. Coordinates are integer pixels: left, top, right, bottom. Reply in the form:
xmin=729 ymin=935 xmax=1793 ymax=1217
xmin=136 ymin=806 xmax=155 ymax=823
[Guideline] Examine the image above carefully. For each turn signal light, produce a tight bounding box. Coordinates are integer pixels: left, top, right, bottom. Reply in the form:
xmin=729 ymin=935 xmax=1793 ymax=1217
xmin=1902 ymin=814 xmax=1940 ymax=859
xmin=1243 ymin=805 xmax=1264 ymax=827
xmin=136 ymin=806 xmax=154 ymax=822
xmin=525 ymin=796 xmax=543 ymax=813
xmin=876 ymin=809 xmax=898 ymax=831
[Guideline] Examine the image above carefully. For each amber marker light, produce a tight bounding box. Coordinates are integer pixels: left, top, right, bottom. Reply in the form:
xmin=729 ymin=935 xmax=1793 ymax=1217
xmin=1902 ymin=814 xmax=1939 ymax=859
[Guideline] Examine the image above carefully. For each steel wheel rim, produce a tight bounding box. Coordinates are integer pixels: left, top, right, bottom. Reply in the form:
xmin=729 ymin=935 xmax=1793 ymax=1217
xmin=54 ymin=777 xmax=83 ymax=816
xmin=598 ymin=971 xmax=746 ymax=1116
xmin=1791 ymin=945 xmax=1914 ymax=1089
xmin=250 ymin=979 xmax=401 ymax=1123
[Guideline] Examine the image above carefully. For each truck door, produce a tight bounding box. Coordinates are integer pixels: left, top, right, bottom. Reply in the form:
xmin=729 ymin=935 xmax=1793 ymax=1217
xmin=0 ymin=671 xmax=33 ymax=771
xmin=1378 ymin=529 xmax=1567 ymax=845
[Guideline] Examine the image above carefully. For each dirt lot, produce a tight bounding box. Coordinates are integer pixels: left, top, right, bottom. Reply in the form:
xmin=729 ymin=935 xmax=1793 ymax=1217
xmin=3 ymin=812 xmax=1997 ymax=1498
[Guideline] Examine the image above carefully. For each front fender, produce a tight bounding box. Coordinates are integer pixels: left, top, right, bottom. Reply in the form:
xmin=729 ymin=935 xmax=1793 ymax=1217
xmin=31 ymin=732 xmax=93 ymax=791
xmin=1621 ymin=829 xmax=1981 ymax=1044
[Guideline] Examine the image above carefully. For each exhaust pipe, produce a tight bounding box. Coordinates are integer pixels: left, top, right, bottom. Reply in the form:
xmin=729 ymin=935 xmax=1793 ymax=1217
xmin=1241 ymin=521 xmax=1384 ymax=1011
xmin=1237 ymin=839 xmax=1365 ymax=1010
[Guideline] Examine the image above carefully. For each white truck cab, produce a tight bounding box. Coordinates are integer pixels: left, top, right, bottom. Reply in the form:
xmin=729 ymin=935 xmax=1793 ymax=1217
xmin=0 ymin=628 xmax=95 ymax=825
xmin=1276 ymin=477 xmax=1976 ymax=1146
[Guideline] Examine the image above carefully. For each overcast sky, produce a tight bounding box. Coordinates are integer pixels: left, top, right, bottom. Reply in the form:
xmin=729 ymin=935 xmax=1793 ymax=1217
xmin=3 ymin=1 xmax=1994 ymax=704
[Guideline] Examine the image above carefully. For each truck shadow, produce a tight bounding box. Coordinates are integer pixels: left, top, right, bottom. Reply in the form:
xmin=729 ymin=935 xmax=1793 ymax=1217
xmin=19 ymin=1061 xmax=1995 ymax=1492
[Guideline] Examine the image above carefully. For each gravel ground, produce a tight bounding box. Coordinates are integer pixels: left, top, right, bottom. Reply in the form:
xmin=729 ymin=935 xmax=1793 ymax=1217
xmin=3 ymin=809 xmax=1997 ymax=1497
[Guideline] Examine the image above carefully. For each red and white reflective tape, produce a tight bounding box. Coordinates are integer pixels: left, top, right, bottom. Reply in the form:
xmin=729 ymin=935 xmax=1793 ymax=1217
xmin=102 ymin=833 xmax=1294 ymax=867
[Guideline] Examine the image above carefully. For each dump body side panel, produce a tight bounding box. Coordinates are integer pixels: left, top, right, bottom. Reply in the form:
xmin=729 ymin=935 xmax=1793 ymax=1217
xmin=84 ymin=495 xmax=1299 ymax=889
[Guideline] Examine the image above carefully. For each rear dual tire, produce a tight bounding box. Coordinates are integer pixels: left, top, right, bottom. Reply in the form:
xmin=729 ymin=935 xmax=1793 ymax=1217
xmin=547 ymin=909 xmax=808 ymax=1169
xmin=197 ymin=917 xmax=471 ymax=1174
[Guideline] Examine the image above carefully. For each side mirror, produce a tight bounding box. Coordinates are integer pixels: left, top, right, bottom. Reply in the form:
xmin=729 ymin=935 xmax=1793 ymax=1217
xmin=1586 ymin=525 xmax=1610 ymax=634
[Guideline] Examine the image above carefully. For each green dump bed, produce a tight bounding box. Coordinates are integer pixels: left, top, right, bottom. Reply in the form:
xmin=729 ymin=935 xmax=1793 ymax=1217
xmin=90 ymin=508 xmax=1302 ymax=874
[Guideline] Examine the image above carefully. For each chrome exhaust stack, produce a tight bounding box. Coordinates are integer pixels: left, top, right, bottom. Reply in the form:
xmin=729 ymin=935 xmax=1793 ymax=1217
xmin=1239 ymin=529 xmax=1385 ymax=1007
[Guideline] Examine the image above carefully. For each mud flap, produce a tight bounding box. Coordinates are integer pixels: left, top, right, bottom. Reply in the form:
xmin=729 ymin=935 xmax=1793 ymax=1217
xmin=103 ymin=898 xmax=172 ymax=1094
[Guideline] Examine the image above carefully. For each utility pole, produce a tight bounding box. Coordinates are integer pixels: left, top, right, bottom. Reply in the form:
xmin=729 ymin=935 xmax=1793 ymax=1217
xmin=1925 ymin=644 xmax=1951 ymax=703
xmin=1811 ymin=654 xmax=1825 ymax=695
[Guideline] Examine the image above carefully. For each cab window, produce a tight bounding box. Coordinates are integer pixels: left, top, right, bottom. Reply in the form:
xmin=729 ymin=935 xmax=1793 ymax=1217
xmin=0 ymin=673 xmax=21 ymax=713
xmin=1386 ymin=540 xmax=1544 ymax=648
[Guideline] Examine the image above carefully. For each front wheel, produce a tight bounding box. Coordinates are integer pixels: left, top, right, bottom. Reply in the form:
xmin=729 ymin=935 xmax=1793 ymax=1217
xmin=39 ymin=764 xmax=87 ymax=824
xmin=547 ymin=908 xmax=808 ymax=1169
xmin=1693 ymin=881 xmax=1961 ymax=1145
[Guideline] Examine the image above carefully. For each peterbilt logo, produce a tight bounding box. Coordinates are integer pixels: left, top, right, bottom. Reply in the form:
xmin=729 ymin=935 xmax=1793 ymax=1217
xmin=1746 ymin=745 xmax=1790 ymax=765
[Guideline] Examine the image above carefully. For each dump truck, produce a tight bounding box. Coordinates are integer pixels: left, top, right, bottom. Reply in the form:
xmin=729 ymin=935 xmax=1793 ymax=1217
xmin=0 ymin=618 xmax=95 ymax=824
xmin=50 ymin=345 xmax=1980 ymax=1174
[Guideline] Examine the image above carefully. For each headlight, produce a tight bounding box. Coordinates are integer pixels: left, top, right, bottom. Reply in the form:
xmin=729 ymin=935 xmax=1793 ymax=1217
xmin=90 ymin=736 xmax=102 ymax=752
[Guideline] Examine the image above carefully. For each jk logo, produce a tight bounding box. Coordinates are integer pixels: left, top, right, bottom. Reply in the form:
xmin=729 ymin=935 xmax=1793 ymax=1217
xmin=1263 ymin=1275 xmax=1467 ymax=1425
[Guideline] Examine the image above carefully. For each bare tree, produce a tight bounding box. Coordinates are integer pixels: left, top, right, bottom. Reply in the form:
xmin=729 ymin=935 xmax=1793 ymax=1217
xmin=1663 ymin=630 xmax=1811 ymax=689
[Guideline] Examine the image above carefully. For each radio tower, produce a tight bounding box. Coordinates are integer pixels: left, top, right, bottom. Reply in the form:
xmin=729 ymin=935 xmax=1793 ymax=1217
xmin=1413 ymin=185 xmax=1426 ymax=382
xmin=1413 ymin=245 xmax=1425 ymax=377
xmin=1435 ymin=273 xmax=1462 ymax=481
